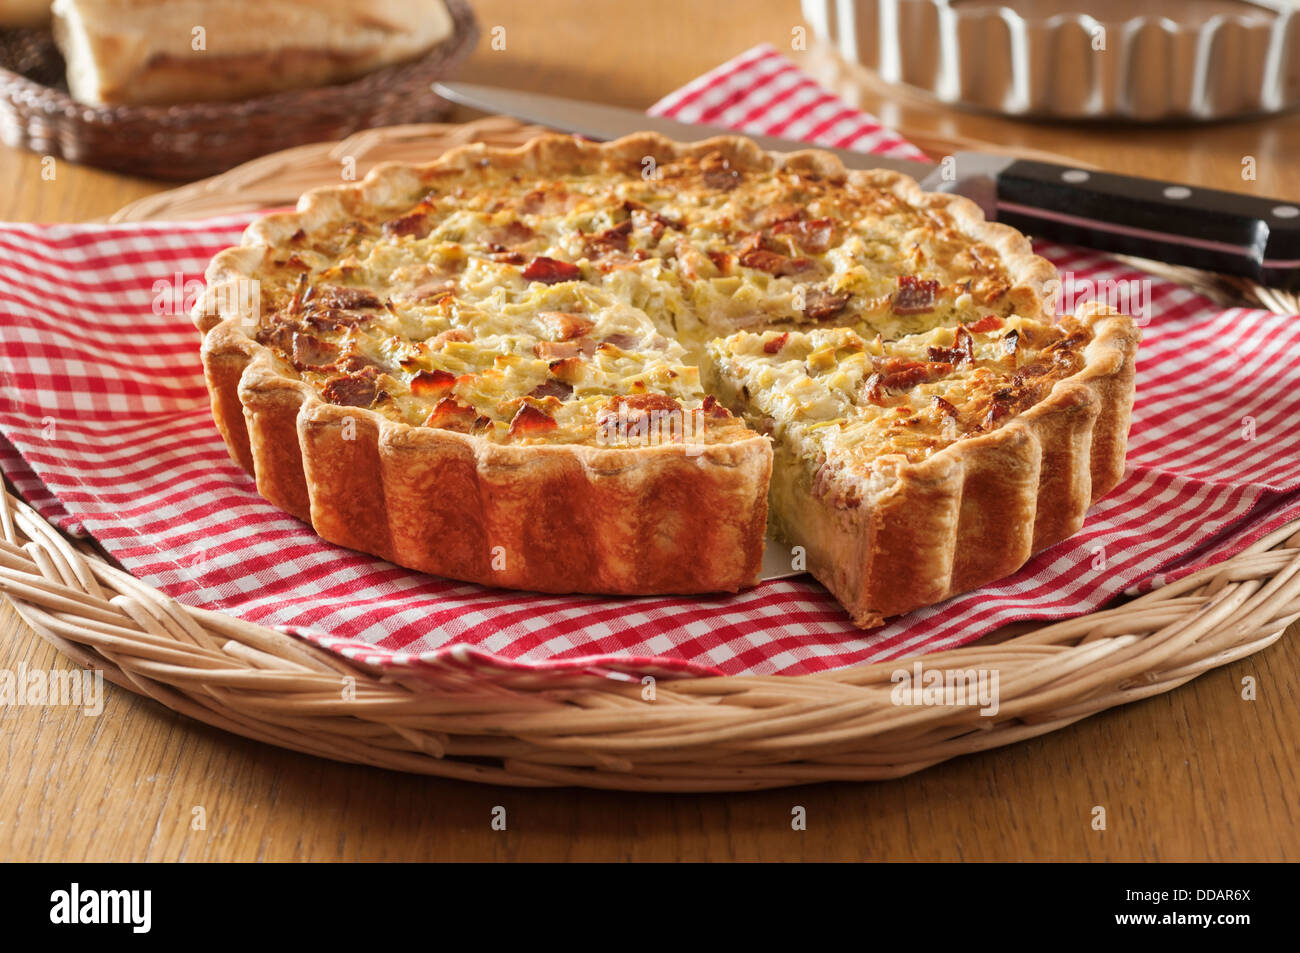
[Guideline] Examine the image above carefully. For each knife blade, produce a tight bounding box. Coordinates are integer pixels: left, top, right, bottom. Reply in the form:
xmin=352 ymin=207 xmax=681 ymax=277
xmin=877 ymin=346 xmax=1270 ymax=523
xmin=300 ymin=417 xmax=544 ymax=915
xmin=434 ymin=81 xmax=931 ymax=177
xmin=435 ymin=82 xmax=1300 ymax=289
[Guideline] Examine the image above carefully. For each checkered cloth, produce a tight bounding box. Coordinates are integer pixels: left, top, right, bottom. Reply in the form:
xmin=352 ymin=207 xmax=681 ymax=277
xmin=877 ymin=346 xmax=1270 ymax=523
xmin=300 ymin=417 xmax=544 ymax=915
xmin=2 ymin=45 xmax=1298 ymax=679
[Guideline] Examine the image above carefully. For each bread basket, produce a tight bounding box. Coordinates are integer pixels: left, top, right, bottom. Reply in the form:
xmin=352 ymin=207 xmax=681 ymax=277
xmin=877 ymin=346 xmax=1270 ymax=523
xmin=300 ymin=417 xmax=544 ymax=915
xmin=0 ymin=0 xmax=479 ymax=180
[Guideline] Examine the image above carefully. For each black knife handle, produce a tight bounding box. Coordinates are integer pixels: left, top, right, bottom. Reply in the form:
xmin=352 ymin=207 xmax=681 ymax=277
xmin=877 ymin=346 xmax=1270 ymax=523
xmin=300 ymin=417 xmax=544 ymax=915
xmin=992 ymin=160 xmax=1300 ymax=290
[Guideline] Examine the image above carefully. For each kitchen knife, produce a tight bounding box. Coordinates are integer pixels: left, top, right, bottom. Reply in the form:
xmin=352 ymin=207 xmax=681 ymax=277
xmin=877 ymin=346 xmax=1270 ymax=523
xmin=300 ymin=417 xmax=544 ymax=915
xmin=435 ymin=82 xmax=1300 ymax=289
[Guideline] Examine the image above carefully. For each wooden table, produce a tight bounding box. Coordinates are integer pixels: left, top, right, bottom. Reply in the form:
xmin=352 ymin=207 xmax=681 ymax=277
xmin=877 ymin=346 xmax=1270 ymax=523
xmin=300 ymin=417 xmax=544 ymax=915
xmin=1 ymin=0 xmax=1296 ymax=862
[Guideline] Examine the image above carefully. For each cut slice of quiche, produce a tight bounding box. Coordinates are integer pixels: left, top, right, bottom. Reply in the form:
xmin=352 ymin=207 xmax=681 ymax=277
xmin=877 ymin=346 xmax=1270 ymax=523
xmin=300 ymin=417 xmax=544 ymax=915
xmin=193 ymin=131 xmax=1137 ymax=623
xmin=706 ymin=308 xmax=1137 ymax=626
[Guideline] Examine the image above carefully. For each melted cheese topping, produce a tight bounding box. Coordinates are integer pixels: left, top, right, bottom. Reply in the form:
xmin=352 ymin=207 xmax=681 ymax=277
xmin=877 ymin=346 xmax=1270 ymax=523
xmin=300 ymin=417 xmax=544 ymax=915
xmin=706 ymin=315 xmax=1089 ymax=505
xmin=248 ymin=149 xmax=1037 ymax=448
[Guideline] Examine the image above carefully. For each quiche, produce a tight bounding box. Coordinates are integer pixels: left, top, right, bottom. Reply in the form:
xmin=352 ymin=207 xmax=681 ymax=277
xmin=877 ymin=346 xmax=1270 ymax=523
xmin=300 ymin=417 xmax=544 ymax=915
xmin=707 ymin=311 xmax=1134 ymax=626
xmin=193 ymin=132 xmax=1139 ymax=625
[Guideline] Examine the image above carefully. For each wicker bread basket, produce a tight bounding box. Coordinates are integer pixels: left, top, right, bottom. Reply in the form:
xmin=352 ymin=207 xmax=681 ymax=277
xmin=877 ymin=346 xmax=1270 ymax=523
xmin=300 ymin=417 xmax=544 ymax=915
xmin=0 ymin=0 xmax=479 ymax=180
xmin=2 ymin=119 xmax=1297 ymax=792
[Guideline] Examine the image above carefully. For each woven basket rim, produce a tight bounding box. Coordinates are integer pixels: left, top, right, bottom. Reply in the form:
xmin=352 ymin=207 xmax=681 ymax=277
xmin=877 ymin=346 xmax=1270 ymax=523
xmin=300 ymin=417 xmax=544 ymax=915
xmin=2 ymin=471 xmax=1295 ymax=790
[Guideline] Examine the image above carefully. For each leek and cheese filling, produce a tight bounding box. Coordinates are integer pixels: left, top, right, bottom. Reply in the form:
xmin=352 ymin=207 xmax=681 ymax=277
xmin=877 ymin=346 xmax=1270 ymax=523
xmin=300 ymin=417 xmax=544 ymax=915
xmin=705 ymin=315 xmax=1090 ymax=513
xmin=248 ymin=150 xmax=1042 ymax=450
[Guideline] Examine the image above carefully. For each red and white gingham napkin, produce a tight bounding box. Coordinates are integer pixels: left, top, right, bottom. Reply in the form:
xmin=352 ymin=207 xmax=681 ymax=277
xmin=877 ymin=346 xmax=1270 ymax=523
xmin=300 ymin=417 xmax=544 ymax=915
xmin=2 ymin=45 xmax=1298 ymax=680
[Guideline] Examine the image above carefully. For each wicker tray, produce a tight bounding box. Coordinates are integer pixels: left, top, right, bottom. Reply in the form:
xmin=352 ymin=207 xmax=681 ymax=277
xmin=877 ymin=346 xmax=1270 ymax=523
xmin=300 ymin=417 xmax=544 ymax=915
xmin=2 ymin=119 xmax=1298 ymax=791
xmin=0 ymin=0 xmax=479 ymax=180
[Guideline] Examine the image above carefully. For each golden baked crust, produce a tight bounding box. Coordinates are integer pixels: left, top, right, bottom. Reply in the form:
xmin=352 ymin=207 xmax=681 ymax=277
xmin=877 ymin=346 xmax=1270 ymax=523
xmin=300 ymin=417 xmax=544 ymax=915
xmin=193 ymin=131 xmax=1135 ymax=618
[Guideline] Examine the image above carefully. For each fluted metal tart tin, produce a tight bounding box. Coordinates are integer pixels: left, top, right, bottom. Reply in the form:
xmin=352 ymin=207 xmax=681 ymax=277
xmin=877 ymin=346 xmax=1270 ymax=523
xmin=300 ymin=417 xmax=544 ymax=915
xmin=802 ymin=0 xmax=1300 ymax=120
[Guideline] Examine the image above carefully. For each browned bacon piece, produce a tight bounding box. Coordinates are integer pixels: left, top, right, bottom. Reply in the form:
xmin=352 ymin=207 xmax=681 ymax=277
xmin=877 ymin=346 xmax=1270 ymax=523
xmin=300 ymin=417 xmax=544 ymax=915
xmin=507 ymin=402 xmax=559 ymax=437
xmin=763 ymin=332 xmax=790 ymax=354
xmin=290 ymin=332 xmax=338 ymax=369
xmin=528 ymin=379 xmax=574 ymax=401
xmin=964 ymin=314 xmax=1004 ymax=333
xmin=586 ymin=220 xmax=633 ymax=255
xmin=706 ymin=249 xmax=734 ymax=275
xmin=772 ymin=217 xmax=837 ymax=254
xmin=317 ymin=286 xmax=382 ymax=310
xmin=932 ymin=395 xmax=959 ymax=418
xmin=738 ymin=234 xmax=814 ymax=277
xmin=891 ymin=275 xmax=939 ymax=315
xmin=701 ymin=395 xmax=732 ymax=419
xmin=409 ymin=369 xmax=456 ymax=397
xmin=803 ymin=288 xmax=850 ymax=322
xmin=425 ymin=396 xmax=481 ymax=432
xmin=383 ymin=211 xmax=429 ymax=239
xmin=861 ymin=358 xmax=954 ymax=404
xmin=522 ymin=256 xmax=583 ymax=285
xmin=599 ymin=333 xmax=640 ymax=351
xmin=322 ymin=370 xmax=380 ymax=407
xmin=927 ymin=325 xmax=975 ymax=367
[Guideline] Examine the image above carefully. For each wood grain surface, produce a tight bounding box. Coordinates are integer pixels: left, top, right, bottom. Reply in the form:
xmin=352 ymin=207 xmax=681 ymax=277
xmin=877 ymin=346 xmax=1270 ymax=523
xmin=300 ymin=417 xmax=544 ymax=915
xmin=1 ymin=0 xmax=1297 ymax=862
